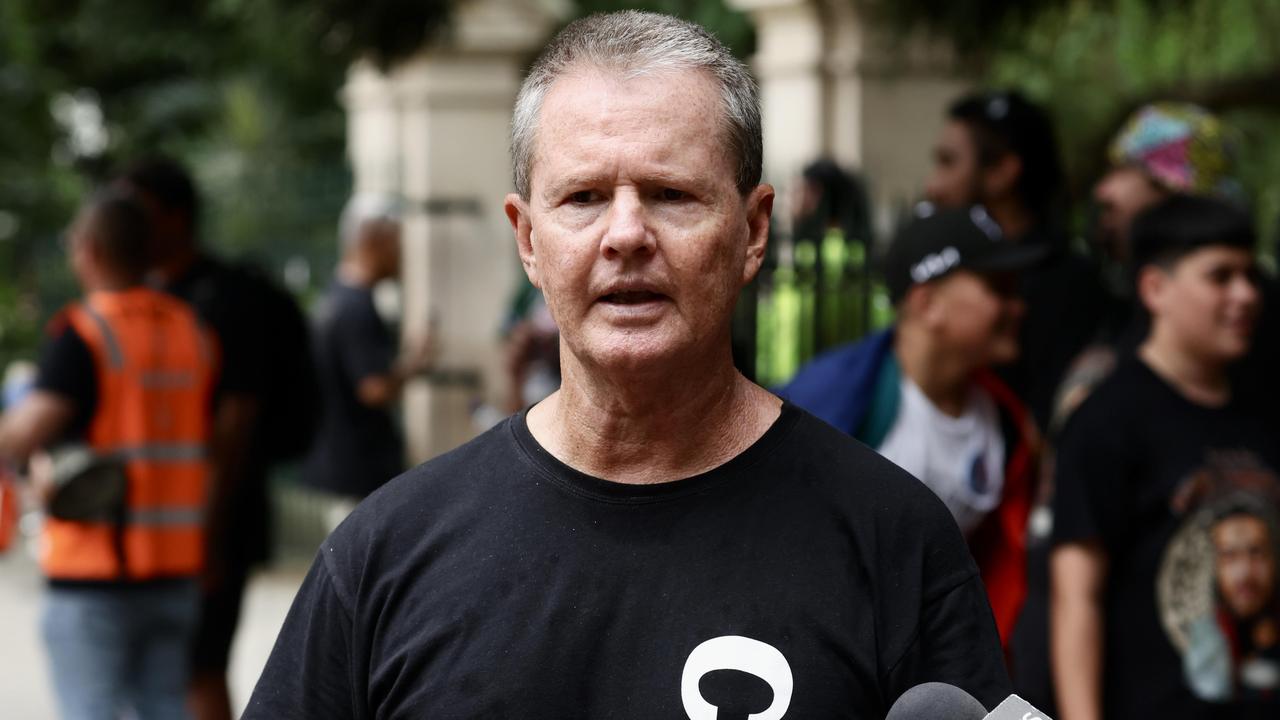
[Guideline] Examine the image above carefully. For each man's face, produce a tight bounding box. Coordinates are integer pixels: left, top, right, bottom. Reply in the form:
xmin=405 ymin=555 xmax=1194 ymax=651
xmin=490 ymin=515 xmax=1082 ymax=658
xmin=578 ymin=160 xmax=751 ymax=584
xmin=113 ymin=181 xmax=182 ymax=268
xmin=65 ymin=209 xmax=95 ymax=288
xmin=922 ymin=269 xmax=1025 ymax=366
xmin=1093 ymin=166 xmax=1167 ymax=262
xmin=369 ymin=221 xmax=402 ymax=281
xmin=1142 ymin=246 xmax=1261 ymax=363
xmin=925 ymin=120 xmax=982 ymax=209
xmin=506 ymin=68 xmax=772 ymax=373
xmin=1213 ymin=514 xmax=1276 ymax=620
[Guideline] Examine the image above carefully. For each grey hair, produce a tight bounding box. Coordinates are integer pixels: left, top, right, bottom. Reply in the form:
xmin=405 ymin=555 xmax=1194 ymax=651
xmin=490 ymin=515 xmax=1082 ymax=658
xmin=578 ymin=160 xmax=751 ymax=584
xmin=510 ymin=10 xmax=762 ymax=199
xmin=339 ymin=193 xmax=401 ymax=252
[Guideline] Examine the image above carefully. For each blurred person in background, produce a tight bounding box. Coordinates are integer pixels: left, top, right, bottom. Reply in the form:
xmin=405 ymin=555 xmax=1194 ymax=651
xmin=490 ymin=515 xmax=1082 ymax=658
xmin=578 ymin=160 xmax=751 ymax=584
xmin=926 ymin=90 xmax=1109 ymax=434
xmin=0 ymin=190 xmax=217 ymax=719
xmin=117 ymin=157 xmax=318 ymax=720
xmin=300 ymin=195 xmax=433 ymax=526
xmin=1070 ymin=102 xmax=1280 ymax=425
xmin=1051 ymin=194 xmax=1278 ymax=720
xmin=780 ymin=206 xmax=1042 ymax=651
xmin=1016 ymin=101 xmax=1270 ymax=713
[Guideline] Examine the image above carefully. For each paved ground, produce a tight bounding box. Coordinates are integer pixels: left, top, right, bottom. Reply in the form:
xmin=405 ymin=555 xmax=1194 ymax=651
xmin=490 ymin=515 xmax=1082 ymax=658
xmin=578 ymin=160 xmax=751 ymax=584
xmin=0 ymin=535 xmax=307 ymax=719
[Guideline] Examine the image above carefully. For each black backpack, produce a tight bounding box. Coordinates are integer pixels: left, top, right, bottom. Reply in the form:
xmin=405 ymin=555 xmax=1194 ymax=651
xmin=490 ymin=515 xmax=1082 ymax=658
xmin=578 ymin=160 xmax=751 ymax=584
xmin=233 ymin=262 xmax=322 ymax=464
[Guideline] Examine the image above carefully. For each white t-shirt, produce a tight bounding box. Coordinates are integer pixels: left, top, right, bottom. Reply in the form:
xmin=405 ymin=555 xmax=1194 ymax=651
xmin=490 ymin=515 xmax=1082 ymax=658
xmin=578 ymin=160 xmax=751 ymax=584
xmin=877 ymin=376 xmax=1005 ymax=537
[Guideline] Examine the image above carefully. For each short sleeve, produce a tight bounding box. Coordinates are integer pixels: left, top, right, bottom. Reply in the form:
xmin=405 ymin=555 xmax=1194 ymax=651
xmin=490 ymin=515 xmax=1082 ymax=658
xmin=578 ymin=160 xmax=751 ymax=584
xmin=1051 ymin=393 xmax=1133 ymax=548
xmin=335 ymin=297 xmax=395 ymax=385
xmin=885 ymin=574 xmax=1013 ymax=710
xmin=872 ymin=459 xmax=1012 ymax=710
xmin=243 ymin=550 xmax=359 ymax=720
xmin=33 ymin=318 xmax=97 ymax=435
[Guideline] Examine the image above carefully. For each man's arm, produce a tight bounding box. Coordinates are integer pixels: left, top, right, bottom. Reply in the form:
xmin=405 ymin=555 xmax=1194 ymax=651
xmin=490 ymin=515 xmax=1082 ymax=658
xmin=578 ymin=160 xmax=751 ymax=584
xmin=355 ymin=349 xmax=433 ymax=408
xmin=1050 ymin=540 xmax=1108 ymax=720
xmin=343 ymin=305 xmax=434 ymax=409
xmin=243 ymin=549 xmax=357 ymax=719
xmin=0 ymin=391 xmax=77 ymax=464
xmin=202 ymin=392 xmax=258 ymax=588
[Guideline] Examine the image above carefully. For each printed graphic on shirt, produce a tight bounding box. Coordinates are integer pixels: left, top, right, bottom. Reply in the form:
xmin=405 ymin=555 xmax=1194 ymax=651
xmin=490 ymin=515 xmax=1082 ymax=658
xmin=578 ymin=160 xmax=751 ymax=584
xmin=1156 ymin=450 xmax=1280 ymax=705
xmin=681 ymin=636 xmax=793 ymax=720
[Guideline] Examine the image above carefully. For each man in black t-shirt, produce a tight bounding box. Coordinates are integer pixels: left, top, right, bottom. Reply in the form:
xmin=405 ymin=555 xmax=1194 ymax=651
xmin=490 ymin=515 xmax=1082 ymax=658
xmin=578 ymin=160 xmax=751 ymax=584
xmin=925 ymin=90 xmax=1108 ymax=434
xmin=245 ymin=12 xmax=1010 ymax=719
xmin=302 ymin=195 xmax=431 ymax=508
xmin=1051 ymin=195 xmax=1278 ymax=719
xmin=117 ymin=157 xmax=315 ymax=720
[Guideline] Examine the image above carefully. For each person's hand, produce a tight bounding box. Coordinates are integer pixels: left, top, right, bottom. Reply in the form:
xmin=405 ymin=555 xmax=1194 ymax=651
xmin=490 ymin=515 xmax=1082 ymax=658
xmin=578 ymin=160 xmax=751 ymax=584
xmin=27 ymin=450 xmax=56 ymax=508
xmin=401 ymin=318 xmax=439 ymax=377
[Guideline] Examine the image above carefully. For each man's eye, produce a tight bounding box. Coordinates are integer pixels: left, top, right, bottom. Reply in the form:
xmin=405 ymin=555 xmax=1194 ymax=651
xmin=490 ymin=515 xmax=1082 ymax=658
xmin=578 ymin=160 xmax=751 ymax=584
xmin=569 ymin=191 xmax=596 ymax=204
xmin=660 ymin=188 xmax=688 ymax=202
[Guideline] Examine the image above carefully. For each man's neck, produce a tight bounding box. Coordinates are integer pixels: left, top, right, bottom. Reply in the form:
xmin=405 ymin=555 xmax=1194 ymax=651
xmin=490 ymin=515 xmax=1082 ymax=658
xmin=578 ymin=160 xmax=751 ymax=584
xmin=337 ymin=260 xmax=378 ymax=288
xmin=1139 ymin=330 xmax=1231 ymax=407
xmin=154 ymin=246 xmax=200 ymax=285
xmin=984 ymin=198 xmax=1035 ymax=242
xmin=526 ymin=348 xmax=781 ymax=485
xmin=894 ymin=324 xmax=976 ymax=417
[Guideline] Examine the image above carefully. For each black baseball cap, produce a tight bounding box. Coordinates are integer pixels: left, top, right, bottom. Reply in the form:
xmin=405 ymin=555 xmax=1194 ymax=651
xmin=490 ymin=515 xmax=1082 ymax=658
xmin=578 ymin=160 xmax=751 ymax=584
xmin=883 ymin=206 xmax=1048 ymax=303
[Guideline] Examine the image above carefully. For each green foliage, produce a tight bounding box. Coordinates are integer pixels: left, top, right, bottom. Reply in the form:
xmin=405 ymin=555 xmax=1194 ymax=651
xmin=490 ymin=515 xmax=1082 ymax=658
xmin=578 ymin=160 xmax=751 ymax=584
xmin=570 ymin=0 xmax=755 ymax=57
xmin=0 ymin=0 xmax=404 ymax=372
xmin=981 ymin=0 xmax=1280 ymax=254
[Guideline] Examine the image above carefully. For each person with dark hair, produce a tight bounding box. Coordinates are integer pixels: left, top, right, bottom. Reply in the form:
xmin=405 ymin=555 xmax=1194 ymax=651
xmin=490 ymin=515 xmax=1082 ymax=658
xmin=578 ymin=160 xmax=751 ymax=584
xmin=780 ymin=206 xmax=1043 ymax=651
xmin=0 ymin=190 xmax=218 ymax=718
xmin=926 ymin=90 xmax=1109 ymax=433
xmin=1051 ymin=194 xmax=1278 ymax=719
xmin=116 ymin=156 xmax=318 ymax=720
xmin=245 ymin=11 xmax=1010 ymax=718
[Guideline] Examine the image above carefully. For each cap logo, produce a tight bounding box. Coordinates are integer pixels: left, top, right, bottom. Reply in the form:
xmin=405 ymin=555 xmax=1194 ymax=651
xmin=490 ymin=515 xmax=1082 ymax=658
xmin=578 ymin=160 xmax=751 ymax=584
xmin=969 ymin=206 xmax=1003 ymax=241
xmin=910 ymin=246 xmax=961 ymax=284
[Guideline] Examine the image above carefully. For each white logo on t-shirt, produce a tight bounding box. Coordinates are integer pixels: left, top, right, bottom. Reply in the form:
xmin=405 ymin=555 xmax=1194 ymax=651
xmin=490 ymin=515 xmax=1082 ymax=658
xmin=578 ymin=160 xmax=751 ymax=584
xmin=680 ymin=635 xmax=794 ymax=720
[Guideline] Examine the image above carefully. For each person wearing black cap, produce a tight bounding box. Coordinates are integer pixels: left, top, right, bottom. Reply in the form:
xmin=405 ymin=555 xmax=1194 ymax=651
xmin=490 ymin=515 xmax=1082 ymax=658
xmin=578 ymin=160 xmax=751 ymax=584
xmin=781 ymin=206 xmax=1045 ymax=651
xmin=927 ymin=90 xmax=1111 ymax=435
xmin=1050 ymin=195 xmax=1278 ymax=720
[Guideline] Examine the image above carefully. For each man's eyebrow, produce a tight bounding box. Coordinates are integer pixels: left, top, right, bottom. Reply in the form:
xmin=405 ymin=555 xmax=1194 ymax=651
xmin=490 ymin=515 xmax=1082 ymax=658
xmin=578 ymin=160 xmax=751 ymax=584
xmin=540 ymin=175 xmax=604 ymax=202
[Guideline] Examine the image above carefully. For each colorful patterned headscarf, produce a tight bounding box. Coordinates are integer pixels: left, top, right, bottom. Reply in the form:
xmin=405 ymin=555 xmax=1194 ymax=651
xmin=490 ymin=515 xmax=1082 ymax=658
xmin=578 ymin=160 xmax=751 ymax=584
xmin=1109 ymin=103 xmax=1238 ymax=199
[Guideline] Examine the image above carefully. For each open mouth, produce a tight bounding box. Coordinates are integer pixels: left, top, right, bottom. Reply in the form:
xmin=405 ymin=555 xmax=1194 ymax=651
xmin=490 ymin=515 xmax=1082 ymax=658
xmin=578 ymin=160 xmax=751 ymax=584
xmin=600 ymin=290 xmax=666 ymax=304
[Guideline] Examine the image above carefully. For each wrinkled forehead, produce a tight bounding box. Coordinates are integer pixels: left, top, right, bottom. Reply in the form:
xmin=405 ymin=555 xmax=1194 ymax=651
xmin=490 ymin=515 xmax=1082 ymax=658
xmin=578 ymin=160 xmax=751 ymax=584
xmin=531 ymin=65 xmax=731 ymax=173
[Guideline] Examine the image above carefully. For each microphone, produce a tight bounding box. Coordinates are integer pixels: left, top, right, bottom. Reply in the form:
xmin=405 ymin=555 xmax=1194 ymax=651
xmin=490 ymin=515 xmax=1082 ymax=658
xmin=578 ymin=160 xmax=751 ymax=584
xmin=885 ymin=683 xmax=986 ymax=720
xmin=885 ymin=683 xmax=1054 ymax=720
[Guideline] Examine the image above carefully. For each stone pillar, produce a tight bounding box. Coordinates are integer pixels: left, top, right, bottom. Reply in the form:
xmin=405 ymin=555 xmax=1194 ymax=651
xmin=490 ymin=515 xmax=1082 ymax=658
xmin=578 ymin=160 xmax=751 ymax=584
xmin=729 ymin=0 xmax=971 ymax=230
xmin=342 ymin=0 xmax=560 ymax=463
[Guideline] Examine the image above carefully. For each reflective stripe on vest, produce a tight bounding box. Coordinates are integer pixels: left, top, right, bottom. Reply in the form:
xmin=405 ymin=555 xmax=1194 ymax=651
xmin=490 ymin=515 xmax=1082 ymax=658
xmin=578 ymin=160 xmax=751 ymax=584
xmin=41 ymin=289 xmax=214 ymax=582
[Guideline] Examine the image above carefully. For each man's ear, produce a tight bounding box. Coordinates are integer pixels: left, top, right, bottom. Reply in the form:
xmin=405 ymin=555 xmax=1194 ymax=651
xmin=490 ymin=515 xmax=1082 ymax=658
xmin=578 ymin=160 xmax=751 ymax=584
xmin=983 ymin=153 xmax=1023 ymax=200
xmin=505 ymin=193 xmax=541 ymax=289
xmin=904 ymin=282 xmax=942 ymax=328
xmin=741 ymin=184 xmax=775 ymax=285
xmin=1136 ymin=263 xmax=1168 ymax=317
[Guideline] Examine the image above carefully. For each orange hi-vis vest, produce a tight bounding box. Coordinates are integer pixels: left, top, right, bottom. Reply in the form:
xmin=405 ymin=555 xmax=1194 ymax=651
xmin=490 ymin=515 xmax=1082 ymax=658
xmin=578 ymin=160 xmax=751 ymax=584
xmin=41 ymin=287 xmax=216 ymax=581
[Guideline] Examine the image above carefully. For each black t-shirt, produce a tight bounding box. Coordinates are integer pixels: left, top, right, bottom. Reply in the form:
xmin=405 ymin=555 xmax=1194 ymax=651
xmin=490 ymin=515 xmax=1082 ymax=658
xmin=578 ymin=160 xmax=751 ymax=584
xmin=163 ymin=255 xmax=273 ymax=561
xmin=163 ymin=256 xmax=266 ymax=399
xmin=301 ymin=280 xmax=403 ymax=498
xmin=1001 ymin=230 xmax=1111 ymax=433
xmin=33 ymin=316 xmax=96 ymax=442
xmin=1053 ymin=357 xmax=1280 ymax=718
xmin=247 ymin=404 xmax=1010 ymax=719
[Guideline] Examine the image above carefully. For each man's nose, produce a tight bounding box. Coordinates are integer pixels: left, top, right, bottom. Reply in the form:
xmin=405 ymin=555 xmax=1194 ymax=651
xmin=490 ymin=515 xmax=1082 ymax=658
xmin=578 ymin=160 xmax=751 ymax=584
xmin=600 ymin=191 xmax=655 ymax=260
xmin=1232 ymin=272 xmax=1262 ymax=308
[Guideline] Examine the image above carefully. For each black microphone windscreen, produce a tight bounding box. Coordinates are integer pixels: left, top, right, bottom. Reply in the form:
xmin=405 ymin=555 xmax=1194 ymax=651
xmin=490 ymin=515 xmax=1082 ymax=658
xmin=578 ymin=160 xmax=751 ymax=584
xmin=885 ymin=682 xmax=987 ymax=720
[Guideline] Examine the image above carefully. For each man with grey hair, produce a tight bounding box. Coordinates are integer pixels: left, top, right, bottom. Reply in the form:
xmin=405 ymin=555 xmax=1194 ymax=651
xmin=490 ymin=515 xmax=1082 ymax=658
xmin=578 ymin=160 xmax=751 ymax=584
xmin=247 ymin=12 xmax=1008 ymax=718
xmin=300 ymin=194 xmax=430 ymax=507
